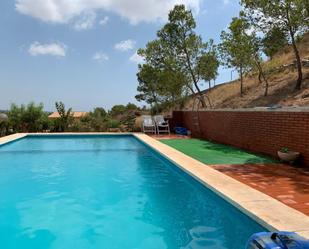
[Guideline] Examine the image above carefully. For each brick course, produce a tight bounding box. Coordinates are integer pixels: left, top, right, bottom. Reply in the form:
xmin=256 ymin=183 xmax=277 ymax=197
xmin=171 ymin=110 xmax=309 ymax=167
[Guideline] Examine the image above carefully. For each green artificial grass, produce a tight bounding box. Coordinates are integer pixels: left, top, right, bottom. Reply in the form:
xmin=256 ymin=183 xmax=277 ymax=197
xmin=160 ymin=138 xmax=277 ymax=165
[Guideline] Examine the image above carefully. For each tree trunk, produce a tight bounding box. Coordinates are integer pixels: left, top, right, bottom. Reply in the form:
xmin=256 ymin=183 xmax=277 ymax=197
xmin=195 ymin=84 xmax=207 ymax=108
xmin=286 ymin=6 xmax=303 ymax=90
xmin=240 ymin=67 xmax=243 ymax=97
xmin=291 ymin=34 xmax=303 ymax=90
xmin=183 ymin=45 xmax=207 ymax=108
xmin=208 ymin=81 xmax=211 ymax=91
xmin=255 ymin=57 xmax=269 ymax=96
xmin=264 ymin=75 xmax=269 ymax=97
xmin=258 ymin=71 xmax=262 ymax=84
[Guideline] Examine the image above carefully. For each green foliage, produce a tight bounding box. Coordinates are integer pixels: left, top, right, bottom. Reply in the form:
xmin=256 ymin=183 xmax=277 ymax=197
xmin=92 ymin=107 xmax=107 ymax=118
xmin=126 ymin=103 xmax=138 ymax=111
xmin=157 ymin=5 xmax=218 ymax=107
xmin=7 ymin=102 xmax=48 ymax=132
xmin=280 ymin=147 xmax=290 ymax=153
xmin=136 ymin=38 xmax=189 ymax=112
xmin=135 ymin=64 xmax=161 ymax=106
xmin=106 ymin=119 xmax=120 ymax=129
xmin=54 ymin=101 xmax=73 ymax=132
xmin=136 ymin=5 xmax=219 ymax=110
xmin=86 ymin=107 xmax=108 ymax=132
xmin=109 ymin=105 xmax=127 ymax=117
xmin=263 ymin=59 xmax=282 ymax=74
xmin=241 ymin=0 xmax=308 ymax=33
xmin=198 ymin=40 xmax=220 ymax=85
xmin=219 ymin=15 xmax=255 ymax=96
xmin=7 ymin=104 xmax=24 ymax=132
xmin=4 ymin=101 xmax=142 ymax=134
xmin=262 ymin=26 xmax=289 ymax=59
xmin=240 ymin=0 xmax=309 ymax=90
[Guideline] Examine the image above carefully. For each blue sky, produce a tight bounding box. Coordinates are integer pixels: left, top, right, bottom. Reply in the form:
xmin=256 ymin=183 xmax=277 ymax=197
xmin=0 ymin=0 xmax=241 ymax=112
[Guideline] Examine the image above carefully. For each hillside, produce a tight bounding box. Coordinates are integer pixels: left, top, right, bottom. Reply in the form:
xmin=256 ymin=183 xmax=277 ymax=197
xmin=183 ymin=33 xmax=309 ymax=110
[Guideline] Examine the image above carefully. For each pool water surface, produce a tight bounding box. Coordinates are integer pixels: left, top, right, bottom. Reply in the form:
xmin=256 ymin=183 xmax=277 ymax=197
xmin=0 ymin=135 xmax=266 ymax=249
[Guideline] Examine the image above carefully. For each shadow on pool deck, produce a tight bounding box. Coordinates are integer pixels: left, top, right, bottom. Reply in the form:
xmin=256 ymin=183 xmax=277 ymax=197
xmin=160 ymin=138 xmax=277 ymax=165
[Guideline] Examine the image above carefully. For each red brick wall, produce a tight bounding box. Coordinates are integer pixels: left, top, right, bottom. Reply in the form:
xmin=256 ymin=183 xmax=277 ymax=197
xmin=172 ymin=111 xmax=309 ymax=167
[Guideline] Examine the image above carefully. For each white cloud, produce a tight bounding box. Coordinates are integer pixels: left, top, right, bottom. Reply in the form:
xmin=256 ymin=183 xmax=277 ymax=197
xmin=129 ymin=51 xmax=144 ymax=64
xmin=92 ymin=52 xmax=109 ymax=62
xmin=15 ymin=0 xmax=201 ymax=25
xmin=73 ymin=11 xmax=96 ymax=31
xmin=114 ymin=39 xmax=136 ymax=52
xmin=28 ymin=42 xmax=66 ymax=57
xmin=99 ymin=16 xmax=109 ymax=26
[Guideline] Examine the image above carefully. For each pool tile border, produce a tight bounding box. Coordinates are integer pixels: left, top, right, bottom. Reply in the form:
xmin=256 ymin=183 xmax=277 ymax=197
xmin=0 ymin=133 xmax=27 ymax=146
xmin=1 ymin=133 xmax=309 ymax=239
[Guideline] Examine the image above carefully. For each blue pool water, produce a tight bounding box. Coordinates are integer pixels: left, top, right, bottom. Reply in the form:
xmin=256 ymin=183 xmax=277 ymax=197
xmin=0 ymin=135 xmax=266 ymax=249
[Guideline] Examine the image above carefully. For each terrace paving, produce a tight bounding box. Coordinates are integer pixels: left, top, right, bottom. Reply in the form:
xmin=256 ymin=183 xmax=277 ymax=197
xmin=213 ymin=163 xmax=309 ymax=216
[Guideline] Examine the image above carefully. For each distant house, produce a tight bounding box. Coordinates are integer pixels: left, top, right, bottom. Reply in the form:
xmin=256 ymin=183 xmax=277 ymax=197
xmin=48 ymin=112 xmax=88 ymax=120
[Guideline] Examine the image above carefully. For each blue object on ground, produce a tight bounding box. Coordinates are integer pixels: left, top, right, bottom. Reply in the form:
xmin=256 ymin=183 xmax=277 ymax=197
xmin=246 ymin=232 xmax=309 ymax=249
xmin=175 ymin=126 xmax=188 ymax=135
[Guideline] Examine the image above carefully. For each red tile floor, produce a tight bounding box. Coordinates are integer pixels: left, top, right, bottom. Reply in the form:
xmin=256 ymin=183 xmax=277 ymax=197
xmin=151 ymin=135 xmax=309 ymax=216
xmin=213 ymin=163 xmax=309 ymax=215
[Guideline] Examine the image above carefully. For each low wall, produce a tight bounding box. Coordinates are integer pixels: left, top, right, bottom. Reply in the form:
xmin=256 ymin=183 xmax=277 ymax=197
xmin=171 ymin=110 xmax=309 ymax=167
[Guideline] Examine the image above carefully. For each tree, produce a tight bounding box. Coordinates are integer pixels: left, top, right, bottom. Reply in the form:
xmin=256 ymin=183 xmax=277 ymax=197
xmin=250 ymin=35 xmax=270 ymax=96
xmin=92 ymin=107 xmax=107 ymax=118
xmin=262 ymin=26 xmax=289 ymax=59
xmin=87 ymin=107 xmax=108 ymax=132
xmin=7 ymin=102 xmax=48 ymax=132
xmin=241 ymin=0 xmax=309 ymax=90
xmin=123 ymin=103 xmax=139 ymax=131
xmin=136 ymin=5 xmax=218 ymax=110
xmin=7 ymin=104 xmax=24 ymax=132
xmin=136 ymin=40 xmax=188 ymax=113
xmin=135 ymin=64 xmax=161 ymax=112
xmin=126 ymin=103 xmax=138 ymax=111
xmin=156 ymin=5 xmax=217 ymax=108
xmin=198 ymin=39 xmax=220 ymax=91
xmin=22 ymin=102 xmax=48 ymax=132
xmin=219 ymin=17 xmax=254 ymax=96
xmin=55 ymin=101 xmax=73 ymax=132
xmin=109 ymin=105 xmax=127 ymax=117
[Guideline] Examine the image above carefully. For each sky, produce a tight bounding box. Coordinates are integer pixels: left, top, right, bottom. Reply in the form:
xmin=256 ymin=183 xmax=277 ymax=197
xmin=0 ymin=0 xmax=241 ymax=112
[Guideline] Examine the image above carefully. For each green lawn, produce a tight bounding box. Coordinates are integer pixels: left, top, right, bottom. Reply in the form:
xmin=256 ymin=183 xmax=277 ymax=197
xmin=160 ymin=138 xmax=277 ymax=165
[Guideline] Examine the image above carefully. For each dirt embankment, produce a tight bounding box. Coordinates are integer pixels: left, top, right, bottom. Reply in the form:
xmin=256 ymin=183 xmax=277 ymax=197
xmin=182 ymin=33 xmax=309 ymax=110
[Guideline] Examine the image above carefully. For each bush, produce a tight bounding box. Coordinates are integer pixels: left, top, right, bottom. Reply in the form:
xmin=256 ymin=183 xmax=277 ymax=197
xmin=106 ymin=119 xmax=120 ymax=129
xmin=8 ymin=102 xmax=49 ymax=133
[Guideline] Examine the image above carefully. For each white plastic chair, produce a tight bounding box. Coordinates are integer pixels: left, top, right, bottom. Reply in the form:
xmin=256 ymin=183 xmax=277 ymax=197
xmin=154 ymin=115 xmax=170 ymax=135
xmin=142 ymin=115 xmax=156 ymax=134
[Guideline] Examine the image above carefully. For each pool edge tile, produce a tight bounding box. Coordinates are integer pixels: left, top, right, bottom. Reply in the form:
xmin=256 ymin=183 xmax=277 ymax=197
xmin=0 ymin=133 xmax=28 ymax=146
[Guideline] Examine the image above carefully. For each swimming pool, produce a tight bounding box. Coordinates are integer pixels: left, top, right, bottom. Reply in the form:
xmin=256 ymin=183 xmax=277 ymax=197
xmin=0 ymin=135 xmax=266 ymax=249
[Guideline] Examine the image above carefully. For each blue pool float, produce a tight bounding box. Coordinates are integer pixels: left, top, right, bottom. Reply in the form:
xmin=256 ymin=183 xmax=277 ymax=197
xmin=175 ymin=127 xmax=188 ymax=135
xmin=246 ymin=232 xmax=309 ymax=249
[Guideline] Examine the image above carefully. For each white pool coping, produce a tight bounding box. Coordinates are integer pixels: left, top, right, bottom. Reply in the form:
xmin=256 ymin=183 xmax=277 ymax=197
xmin=1 ymin=132 xmax=309 ymax=239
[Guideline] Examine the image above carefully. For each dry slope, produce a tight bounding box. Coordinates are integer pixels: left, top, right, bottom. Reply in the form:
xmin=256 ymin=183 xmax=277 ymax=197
xmin=183 ymin=33 xmax=309 ymax=110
